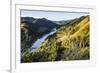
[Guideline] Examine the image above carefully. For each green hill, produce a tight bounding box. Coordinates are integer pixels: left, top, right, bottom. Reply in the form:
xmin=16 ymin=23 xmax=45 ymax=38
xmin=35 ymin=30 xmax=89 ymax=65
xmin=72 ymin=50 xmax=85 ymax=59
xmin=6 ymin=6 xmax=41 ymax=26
xmin=21 ymin=16 xmax=90 ymax=62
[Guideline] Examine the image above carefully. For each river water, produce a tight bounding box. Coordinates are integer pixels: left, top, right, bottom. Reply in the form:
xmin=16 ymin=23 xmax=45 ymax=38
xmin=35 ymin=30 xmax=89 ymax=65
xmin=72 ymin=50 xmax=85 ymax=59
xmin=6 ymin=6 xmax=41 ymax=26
xmin=31 ymin=28 xmax=57 ymax=52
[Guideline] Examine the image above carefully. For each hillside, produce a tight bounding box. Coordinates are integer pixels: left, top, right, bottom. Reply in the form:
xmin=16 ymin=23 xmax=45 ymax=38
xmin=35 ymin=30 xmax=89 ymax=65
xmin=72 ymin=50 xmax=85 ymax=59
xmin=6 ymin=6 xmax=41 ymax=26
xmin=21 ymin=17 xmax=58 ymax=53
xmin=21 ymin=16 xmax=90 ymax=62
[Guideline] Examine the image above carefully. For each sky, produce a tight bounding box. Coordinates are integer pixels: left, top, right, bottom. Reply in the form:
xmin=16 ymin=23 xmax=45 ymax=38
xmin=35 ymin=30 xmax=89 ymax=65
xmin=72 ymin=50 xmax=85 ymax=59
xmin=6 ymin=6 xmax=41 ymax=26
xmin=21 ymin=10 xmax=89 ymax=21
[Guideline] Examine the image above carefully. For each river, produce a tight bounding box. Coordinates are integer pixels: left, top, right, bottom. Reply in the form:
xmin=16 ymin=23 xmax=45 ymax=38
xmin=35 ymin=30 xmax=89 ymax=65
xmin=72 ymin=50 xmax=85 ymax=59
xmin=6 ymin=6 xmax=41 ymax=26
xmin=30 ymin=28 xmax=57 ymax=52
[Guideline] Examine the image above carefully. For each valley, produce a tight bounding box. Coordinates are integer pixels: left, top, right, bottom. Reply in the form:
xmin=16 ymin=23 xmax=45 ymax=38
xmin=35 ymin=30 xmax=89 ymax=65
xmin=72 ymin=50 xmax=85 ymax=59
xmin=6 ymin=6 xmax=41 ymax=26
xmin=21 ymin=16 xmax=90 ymax=63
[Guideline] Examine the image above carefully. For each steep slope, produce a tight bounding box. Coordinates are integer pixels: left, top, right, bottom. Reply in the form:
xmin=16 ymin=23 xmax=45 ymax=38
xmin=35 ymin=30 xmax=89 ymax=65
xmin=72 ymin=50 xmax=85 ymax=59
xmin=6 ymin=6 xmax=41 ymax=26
xmin=21 ymin=16 xmax=90 ymax=62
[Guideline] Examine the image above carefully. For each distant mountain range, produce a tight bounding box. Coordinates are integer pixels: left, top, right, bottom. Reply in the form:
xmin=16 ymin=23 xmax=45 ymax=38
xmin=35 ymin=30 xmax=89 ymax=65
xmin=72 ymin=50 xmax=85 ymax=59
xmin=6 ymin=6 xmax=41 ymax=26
xmin=21 ymin=17 xmax=71 ymax=25
xmin=53 ymin=20 xmax=71 ymax=25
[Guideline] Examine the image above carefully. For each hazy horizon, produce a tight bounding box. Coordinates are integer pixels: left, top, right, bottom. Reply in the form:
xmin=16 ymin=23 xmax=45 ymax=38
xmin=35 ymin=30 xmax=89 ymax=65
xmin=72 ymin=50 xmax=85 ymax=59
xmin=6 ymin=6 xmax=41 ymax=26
xmin=21 ymin=10 xmax=89 ymax=21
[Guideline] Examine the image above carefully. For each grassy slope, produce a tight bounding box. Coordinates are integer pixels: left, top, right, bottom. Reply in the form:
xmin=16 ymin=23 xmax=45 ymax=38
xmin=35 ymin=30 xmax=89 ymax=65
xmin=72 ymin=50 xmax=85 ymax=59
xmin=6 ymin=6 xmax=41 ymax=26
xmin=21 ymin=16 xmax=90 ymax=62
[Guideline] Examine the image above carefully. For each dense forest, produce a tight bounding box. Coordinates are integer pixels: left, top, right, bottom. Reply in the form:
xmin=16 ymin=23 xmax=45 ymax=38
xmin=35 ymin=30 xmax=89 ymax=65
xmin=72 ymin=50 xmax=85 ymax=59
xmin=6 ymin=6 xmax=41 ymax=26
xmin=21 ymin=16 xmax=90 ymax=63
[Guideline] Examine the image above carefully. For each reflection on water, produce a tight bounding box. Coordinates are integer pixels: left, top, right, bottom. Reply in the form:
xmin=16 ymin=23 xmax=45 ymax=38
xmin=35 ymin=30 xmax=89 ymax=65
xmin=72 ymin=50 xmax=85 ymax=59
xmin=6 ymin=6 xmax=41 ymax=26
xmin=31 ymin=28 xmax=57 ymax=52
